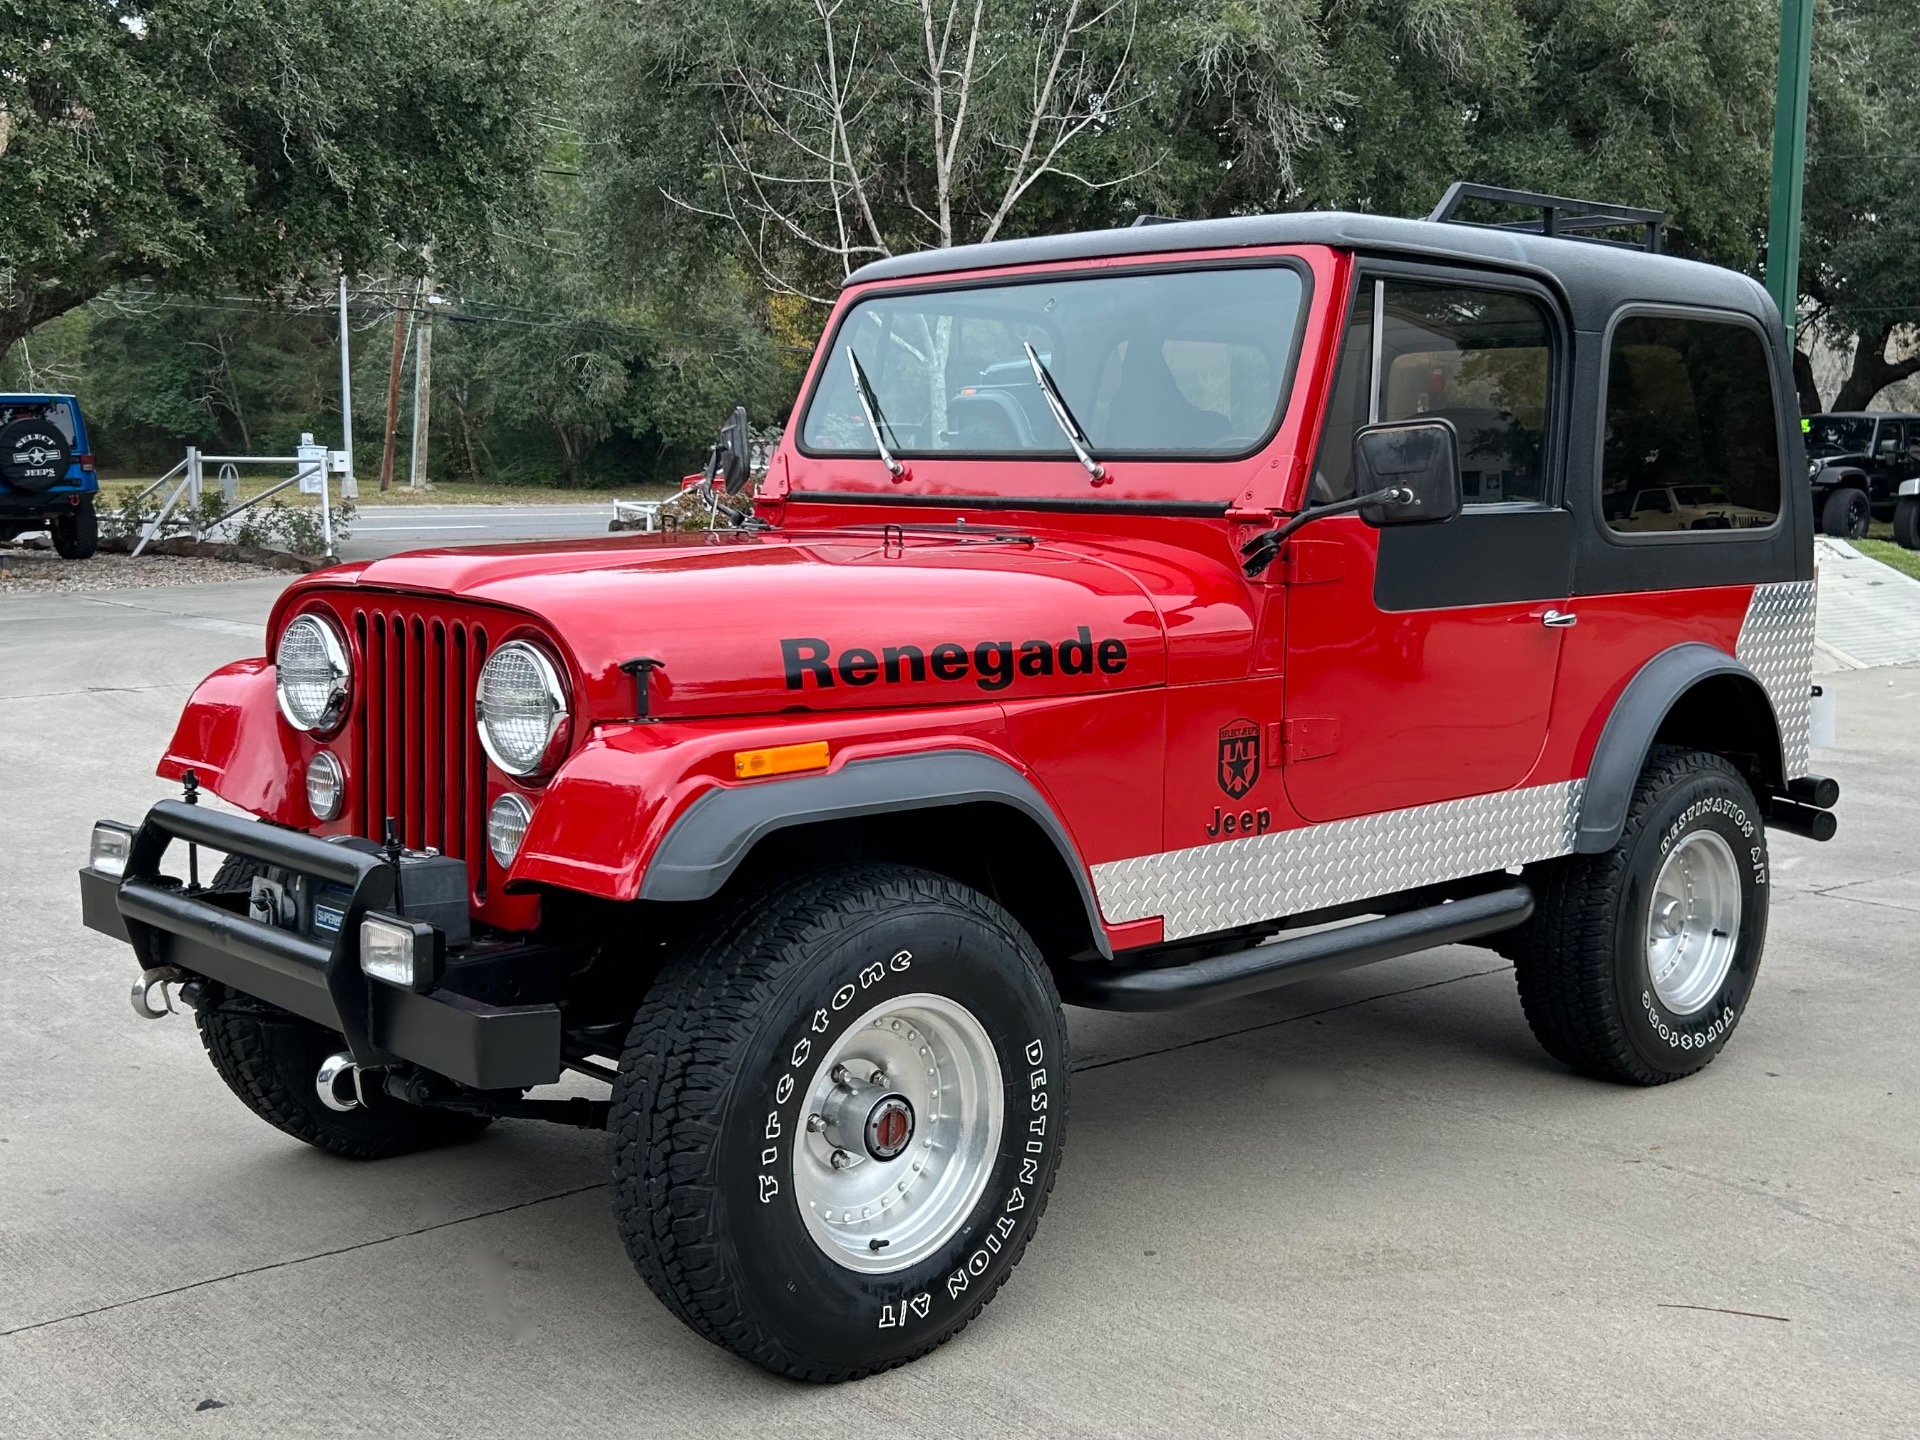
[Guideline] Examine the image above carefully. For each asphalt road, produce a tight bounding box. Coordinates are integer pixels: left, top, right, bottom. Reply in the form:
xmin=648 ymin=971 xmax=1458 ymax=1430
xmin=2 ymin=575 xmax=1916 ymax=1439
xmin=337 ymin=503 xmax=625 ymax=560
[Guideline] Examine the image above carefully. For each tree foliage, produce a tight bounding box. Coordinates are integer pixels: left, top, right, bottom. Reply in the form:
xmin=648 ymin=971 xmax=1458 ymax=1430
xmin=0 ymin=0 xmax=551 ymax=354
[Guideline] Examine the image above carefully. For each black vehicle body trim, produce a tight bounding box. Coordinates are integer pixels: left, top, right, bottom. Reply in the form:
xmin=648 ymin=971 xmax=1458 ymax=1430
xmin=1058 ymin=883 xmax=1534 ymax=1011
xmin=639 ymin=749 xmax=1112 ymax=957
xmin=83 ymin=800 xmax=561 ymax=1090
xmin=1375 ymin=507 xmax=1576 ymax=609
xmin=1574 ymin=643 xmax=1783 ymax=853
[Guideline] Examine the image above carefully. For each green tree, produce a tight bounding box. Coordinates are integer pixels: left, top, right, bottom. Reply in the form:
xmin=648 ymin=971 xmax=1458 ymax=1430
xmin=1800 ymin=0 xmax=1919 ymax=410
xmin=0 ymin=0 xmax=551 ymax=356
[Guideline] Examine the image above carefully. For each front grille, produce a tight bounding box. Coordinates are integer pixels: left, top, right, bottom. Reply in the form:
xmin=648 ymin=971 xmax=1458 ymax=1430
xmin=345 ymin=605 xmax=491 ymax=894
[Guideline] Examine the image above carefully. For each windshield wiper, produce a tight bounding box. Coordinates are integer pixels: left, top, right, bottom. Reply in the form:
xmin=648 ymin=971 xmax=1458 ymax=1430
xmin=846 ymin=347 xmax=904 ymax=477
xmin=1022 ymin=342 xmax=1105 ymax=482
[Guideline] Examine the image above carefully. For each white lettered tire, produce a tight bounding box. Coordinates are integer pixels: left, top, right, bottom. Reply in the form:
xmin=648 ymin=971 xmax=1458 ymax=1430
xmin=611 ymin=864 xmax=1069 ymax=1381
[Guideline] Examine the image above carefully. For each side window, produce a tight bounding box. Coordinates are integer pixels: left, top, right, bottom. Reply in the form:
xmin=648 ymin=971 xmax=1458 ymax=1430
xmin=1312 ymin=279 xmax=1554 ymax=505
xmin=1602 ymin=315 xmax=1781 ymax=534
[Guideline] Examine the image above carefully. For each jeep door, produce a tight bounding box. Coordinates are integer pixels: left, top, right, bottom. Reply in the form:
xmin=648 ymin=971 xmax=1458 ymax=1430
xmin=1280 ymin=267 xmax=1574 ymax=822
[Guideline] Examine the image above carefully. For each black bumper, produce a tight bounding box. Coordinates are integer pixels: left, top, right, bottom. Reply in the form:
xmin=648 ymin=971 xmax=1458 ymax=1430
xmin=80 ymin=801 xmax=560 ymax=1091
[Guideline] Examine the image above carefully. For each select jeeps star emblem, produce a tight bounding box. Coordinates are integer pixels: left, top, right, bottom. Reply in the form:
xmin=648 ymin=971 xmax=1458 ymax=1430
xmin=1217 ymin=718 xmax=1260 ymax=798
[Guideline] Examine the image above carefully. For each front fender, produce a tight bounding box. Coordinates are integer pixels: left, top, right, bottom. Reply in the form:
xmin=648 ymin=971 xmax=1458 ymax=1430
xmin=156 ymin=658 xmax=305 ymax=824
xmin=508 ymin=717 xmax=1110 ymax=956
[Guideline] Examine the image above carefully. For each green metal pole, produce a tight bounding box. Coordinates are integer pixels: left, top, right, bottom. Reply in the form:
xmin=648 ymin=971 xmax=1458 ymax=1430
xmin=1765 ymin=0 xmax=1815 ymax=351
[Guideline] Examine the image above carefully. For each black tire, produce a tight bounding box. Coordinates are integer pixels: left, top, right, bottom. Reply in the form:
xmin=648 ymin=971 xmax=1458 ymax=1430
xmin=190 ymin=854 xmax=490 ymax=1158
xmin=0 ymin=418 xmax=71 ymax=492
xmin=1895 ymin=497 xmax=1920 ymax=551
xmin=1820 ymin=485 xmax=1870 ymax=539
xmin=52 ymin=503 xmax=97 ymax=559
xmin=1512 ymin=747 xmax=1770 ymax=1086
xmin=612 ymin=864 xmax=1069 ymax=1382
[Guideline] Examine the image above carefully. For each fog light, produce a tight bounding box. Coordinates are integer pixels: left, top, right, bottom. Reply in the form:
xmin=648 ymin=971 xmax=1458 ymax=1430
xmin=306 ymin=750 xmax=345 ymax=821
xmin=89 ymin=821 xmax=135 ymax=877
xmin=359 ymin=912 xmax=443 ymax=992
xmin=487 ymin=793 xmax=533 ymax=869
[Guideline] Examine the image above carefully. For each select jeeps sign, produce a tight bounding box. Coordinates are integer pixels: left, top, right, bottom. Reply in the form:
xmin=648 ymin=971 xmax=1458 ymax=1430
xmin=781 ymin=626 xmax=1129 ymax=693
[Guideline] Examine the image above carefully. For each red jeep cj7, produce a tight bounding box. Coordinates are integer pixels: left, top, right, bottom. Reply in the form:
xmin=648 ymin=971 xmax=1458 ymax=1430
xmin=82 ymin=186 xmax=1837 ymax=1381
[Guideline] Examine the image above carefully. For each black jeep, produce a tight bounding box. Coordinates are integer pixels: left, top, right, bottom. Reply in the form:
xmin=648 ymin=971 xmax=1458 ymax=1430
xmin=1805 ymin=411 xmax=1920 ymax=539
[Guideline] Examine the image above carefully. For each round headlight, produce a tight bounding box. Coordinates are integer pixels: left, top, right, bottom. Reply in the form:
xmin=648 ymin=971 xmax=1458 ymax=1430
xmin=476 ymin=641 xmax=568 ymax=777
xmin=276 ymin=614 xmax=350 ymax=732
xmin=306 ymin=750 xmax=345 ymax=821
xmin=487 ymin=792 xmax=534 ymax=868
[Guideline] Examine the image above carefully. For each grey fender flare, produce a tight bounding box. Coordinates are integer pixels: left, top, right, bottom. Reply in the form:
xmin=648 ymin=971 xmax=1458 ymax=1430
xmin=1575 ymin=642 xmax=1782 ymax=854
xmin=636 ymin=749 xmax=1112 ymax=957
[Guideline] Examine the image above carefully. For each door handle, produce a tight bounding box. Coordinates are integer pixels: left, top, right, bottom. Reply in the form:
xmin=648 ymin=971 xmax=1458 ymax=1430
xmin=1541 ymin=609 xmax=1578 ymax=628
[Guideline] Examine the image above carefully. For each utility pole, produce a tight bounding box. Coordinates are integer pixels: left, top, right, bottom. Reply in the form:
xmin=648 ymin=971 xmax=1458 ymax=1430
xmin=407 ymin=277 xmax=435 ymax=489
xmin=379 ymin=281 xmax=414 ymax=492
xmin=336 ymin=274 xmax=356 ymax=498
xmin=1765 ymin=0 xmax=1815 ymax=352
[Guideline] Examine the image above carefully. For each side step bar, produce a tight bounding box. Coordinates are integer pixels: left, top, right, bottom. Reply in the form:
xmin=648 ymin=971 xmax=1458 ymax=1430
xmin=1059 ymin=884 xmax=1535 ymax=1013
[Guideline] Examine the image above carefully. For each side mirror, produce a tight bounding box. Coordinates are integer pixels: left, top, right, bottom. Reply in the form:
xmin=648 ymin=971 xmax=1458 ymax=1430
xmin=1353 ymin=419 xmax=1463 ymax=526
xmin=704 ymin=406 xmax=753 ymax=494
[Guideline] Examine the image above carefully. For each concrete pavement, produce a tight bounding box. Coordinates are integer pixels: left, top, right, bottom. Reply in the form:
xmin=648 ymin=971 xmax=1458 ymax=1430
xmin=1 ymin=575 xmax=1915 ymax=1438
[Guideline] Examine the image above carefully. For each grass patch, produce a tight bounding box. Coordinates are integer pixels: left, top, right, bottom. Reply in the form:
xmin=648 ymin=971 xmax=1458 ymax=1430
xmin=1855 ymin=538 xmax=1920 ymax=581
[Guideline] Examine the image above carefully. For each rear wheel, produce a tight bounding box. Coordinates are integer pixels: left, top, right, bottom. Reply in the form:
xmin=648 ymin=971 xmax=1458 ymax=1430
xmin=612 ymin=864 xmax=1069 ymax=1381
xmin=1894 ymin=496 xmax=1920 ymax=550
xmin=1513 ymin=747 xmax=1769 ymax=1085
xmin=52 ymin=503 xmax=97 ymax=559
xmin=1820 ymin=486 xmax=1870 ymax=539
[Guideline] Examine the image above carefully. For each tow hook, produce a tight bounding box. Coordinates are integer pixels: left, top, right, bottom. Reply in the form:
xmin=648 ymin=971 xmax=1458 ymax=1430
xmin=316 ymin=1051 xmax=366 ymax=1112
xmin=131 ymin=966 xmax=189 ymax=1020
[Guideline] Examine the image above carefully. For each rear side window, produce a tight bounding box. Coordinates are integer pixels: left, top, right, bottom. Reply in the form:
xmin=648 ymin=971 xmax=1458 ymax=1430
xmin=1602 ymin=315 xmax=1781 ymax=534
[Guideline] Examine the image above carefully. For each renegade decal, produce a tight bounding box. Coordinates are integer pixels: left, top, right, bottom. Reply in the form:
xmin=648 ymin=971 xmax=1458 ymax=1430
xmin=1217 ymin=718 xmax=1260 ymax=798
xmin=781 ymin=627 xmax=1127 ymax=693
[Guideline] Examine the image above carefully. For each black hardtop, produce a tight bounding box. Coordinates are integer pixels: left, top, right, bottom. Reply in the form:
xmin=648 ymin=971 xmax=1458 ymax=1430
xmin=847 ymin=211 xmax=1776 ymax=331
xmin=1817 ymin=410 xmax=1918 ymax=421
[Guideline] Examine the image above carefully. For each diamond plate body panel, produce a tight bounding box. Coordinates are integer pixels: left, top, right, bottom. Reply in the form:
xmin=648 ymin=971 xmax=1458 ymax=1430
xmin=1092 ymin=781 xmax=1584 ymax=941
xmin=1736 ymin=579 xmax=1816 ymax=780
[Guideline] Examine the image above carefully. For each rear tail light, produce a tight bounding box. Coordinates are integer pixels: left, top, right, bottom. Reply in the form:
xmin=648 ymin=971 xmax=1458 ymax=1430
xmin=76 ymin=452 xmax=95 ymax=473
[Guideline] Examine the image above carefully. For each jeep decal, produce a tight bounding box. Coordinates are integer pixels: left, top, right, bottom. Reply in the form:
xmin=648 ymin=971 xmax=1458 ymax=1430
xmin=781 ymin=627 xmax=1127 ymax=692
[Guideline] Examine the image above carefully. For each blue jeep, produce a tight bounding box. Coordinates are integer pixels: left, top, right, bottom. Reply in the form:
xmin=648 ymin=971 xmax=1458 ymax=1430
xmin=0 ymin=393 xmax=100 ymax=559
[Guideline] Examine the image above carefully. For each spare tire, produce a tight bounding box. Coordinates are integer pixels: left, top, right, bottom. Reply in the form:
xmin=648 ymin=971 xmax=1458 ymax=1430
xmin=0 ymin=419 xmax=72 ymax=493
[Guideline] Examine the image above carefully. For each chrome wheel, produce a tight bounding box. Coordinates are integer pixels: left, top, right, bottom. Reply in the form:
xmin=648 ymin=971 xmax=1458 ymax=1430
xmin=1645 ymin=830 xmax=1742 ymax=1015
xmin=792 ymin=992 xmax=1003 ymax=1275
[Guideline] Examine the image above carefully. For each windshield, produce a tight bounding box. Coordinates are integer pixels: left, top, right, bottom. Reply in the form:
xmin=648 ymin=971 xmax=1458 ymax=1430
xmin=1806 ymin=417 xmax=1872 ymax=456
xmin=801 ymin=266 xmax=1305 ymax=459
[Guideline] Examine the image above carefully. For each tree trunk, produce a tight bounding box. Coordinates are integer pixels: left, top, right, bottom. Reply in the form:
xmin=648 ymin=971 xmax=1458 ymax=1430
xmin=407 ymin=292 xmax=435 ymax=489
xmin=1792 ymin=348 xmax=1822 ymax=417
xmin=379 ymin=290 xmax=412 ymax=492
xmin=1833 ymin=320 xmax=1920 ymax=412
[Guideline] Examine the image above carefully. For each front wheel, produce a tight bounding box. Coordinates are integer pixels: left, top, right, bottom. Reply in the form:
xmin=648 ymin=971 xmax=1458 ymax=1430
xmin=612 ymin=865 xmax=1069 ymax=1381
xmin=1513 ymin=748 xmax=1769 ymax=1085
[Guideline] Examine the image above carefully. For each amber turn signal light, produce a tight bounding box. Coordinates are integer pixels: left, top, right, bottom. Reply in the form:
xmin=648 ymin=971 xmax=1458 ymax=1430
xmin=734 ymin=741 xmax=831 ymax=780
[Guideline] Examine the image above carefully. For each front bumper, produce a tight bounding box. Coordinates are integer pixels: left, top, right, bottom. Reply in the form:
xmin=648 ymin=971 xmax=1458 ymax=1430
xmin=80 ymin=801 xmax=560 ymax=1090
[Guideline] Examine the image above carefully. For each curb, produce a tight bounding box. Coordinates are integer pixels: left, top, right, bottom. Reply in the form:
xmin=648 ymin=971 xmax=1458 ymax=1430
xmin=98 ymin=534 xmax=325 ymax=572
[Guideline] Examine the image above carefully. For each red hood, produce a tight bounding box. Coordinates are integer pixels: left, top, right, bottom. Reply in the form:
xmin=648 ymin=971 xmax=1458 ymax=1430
xmin=276 ymin=529 xmax=1170 ymax=722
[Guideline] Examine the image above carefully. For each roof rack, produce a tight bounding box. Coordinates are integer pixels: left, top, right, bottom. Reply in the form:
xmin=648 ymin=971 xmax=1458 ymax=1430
xmin=1429 ymin=181 xmax=1667 ymax=254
